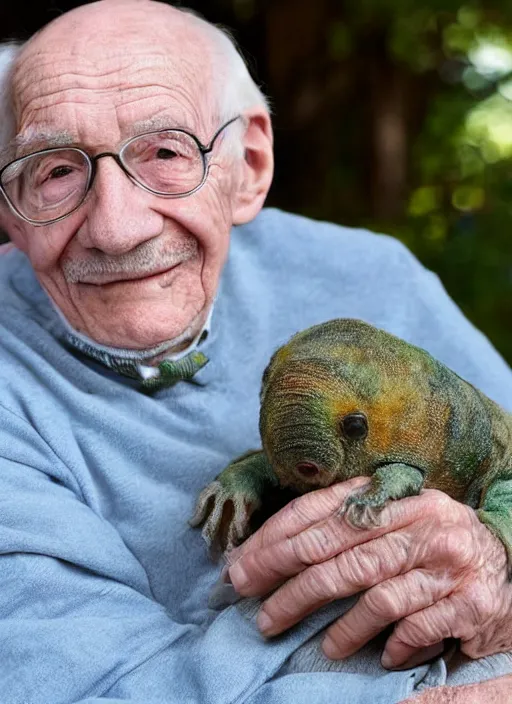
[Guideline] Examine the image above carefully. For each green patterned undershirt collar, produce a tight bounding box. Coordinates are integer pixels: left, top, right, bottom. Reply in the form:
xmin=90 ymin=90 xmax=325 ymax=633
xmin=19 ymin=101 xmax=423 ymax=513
xmin=52 ymin=304 xmax=211 ymax=392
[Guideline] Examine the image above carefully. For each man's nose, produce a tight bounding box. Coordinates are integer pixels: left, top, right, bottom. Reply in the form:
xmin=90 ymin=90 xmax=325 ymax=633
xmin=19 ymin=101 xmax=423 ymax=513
xmin=77 ymin=157 xmax=164 ymax=255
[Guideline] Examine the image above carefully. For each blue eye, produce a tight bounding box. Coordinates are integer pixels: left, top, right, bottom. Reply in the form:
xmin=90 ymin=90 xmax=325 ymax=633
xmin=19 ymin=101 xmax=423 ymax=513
xmin=341 ymin=413 xmax=368 ymax=440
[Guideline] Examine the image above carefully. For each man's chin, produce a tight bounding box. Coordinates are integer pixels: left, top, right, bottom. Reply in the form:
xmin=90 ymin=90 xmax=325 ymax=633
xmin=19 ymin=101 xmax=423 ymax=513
xmin=74 ymin=304 xmax=208 ymax=353
xmin=46 ymin=267 xmax=210 ymax=351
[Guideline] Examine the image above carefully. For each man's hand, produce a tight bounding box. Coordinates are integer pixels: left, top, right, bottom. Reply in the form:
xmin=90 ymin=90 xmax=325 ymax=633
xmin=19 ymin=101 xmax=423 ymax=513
xmin=401 ymin=675 xmax=512 ymax=703
xmin=227 ymin=478 xmax=512 ymax=669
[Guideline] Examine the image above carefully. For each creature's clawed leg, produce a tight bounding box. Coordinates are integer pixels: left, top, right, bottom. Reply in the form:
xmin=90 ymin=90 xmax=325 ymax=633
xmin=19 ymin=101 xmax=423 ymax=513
xmin=477 ymin=476 xmax=512 ymax=578
xmin=340 ymin=463 xmax=424 ymax=529
xmin=190 ymin=450 xmax=278 ymax=557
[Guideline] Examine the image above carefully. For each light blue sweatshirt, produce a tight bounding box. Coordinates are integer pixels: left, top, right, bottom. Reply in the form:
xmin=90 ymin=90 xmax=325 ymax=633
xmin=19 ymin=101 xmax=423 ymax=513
xmin=0 ymin=208 xmax=511 ymax=704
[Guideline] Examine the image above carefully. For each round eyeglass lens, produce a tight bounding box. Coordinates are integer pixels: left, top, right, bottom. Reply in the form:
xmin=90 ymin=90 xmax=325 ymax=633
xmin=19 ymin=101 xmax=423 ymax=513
xmin=121 ymin=130 xmax=205 ymax=195
xmin=1 ymin=148 xmax=91 ymax=223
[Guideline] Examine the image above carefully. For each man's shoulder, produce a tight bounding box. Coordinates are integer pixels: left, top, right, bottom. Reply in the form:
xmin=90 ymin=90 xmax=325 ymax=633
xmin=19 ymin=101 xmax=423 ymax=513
xmin=0 ymin=247 xmax=61 ymax=405
xmin=236 ymin=207 xmax=417 ymax=274
xmin=0 ymin=244 xmax=18 ymax=291
xmin=241 ymin=207 xmax=394 ymax=248
xmin=231 ymin=208 xmax=426 ymax=299
xmin=0 ymin=246 xmax=40 ymax=311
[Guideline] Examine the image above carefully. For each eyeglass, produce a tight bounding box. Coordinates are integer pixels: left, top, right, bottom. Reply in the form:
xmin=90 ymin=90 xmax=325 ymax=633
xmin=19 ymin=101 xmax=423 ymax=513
xmin=0 ymin=116 xmax=241 ymax=226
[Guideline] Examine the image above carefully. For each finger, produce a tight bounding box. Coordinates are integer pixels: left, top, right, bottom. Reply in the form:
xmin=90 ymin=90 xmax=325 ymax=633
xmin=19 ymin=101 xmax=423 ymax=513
xmin=229 ymin=491 xmax=430 ymax=596
xmin=229 ymin=489 xmax=468 ymax=596
xmin=381 ymin=597 xmax=459 ymax=669
xmin=230 ymin=503 xmax=393 ymax=597
xmin=256 ymin=530 xmax=413 ymax=635
xmin=321 ymin=568 xmax=454 ymax=660
xmin=227 ymin=477 xmax=369 ymax=563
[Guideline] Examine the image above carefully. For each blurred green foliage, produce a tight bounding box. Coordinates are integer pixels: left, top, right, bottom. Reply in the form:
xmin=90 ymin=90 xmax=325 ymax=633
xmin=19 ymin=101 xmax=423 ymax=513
xmin=362 ymin=1 xmax=512 ymax=364
xmin=205 ymin=0 xmax=512 ymax=364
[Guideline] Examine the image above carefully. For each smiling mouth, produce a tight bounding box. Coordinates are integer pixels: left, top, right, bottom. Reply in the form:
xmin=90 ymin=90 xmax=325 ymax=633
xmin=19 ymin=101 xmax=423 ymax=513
xmin=79 ymin=263 xmax=181 ymax=286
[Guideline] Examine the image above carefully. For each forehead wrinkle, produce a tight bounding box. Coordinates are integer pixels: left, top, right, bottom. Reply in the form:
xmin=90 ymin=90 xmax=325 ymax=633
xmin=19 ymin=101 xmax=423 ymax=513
xmin=17 ymin=81 xmax=204 ymax=113
xmin=13 ymin=85 xmax=209 ymax=149
xmin=14 ymin=52 xmax=202 ymax=97
xmin=15 ymin=79 xmax=213 ymax=148
xmin=14 ymin=33 xmax=214 ymax=95
xmin=117 ymin=86 xmax=210 ymax=141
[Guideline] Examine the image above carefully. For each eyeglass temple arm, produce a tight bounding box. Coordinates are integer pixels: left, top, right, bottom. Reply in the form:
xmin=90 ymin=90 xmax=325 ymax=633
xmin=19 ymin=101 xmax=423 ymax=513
xmin=203 ymin=115 xmax=242 ymax=154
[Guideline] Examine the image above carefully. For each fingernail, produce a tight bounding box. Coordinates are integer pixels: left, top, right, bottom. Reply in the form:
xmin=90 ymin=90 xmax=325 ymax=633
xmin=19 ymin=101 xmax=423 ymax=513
xmin=380 ymin=652 xmax=394 ymax=669
xmin=229 ymin=562 xmax=250 ymax=591
xmin=322 ymin=635 xmax=342 ymax=660
xmin=382 ymin=642 xmax=445 ymax=671
xmin=257 ymin=611 xmax=273 ymax=634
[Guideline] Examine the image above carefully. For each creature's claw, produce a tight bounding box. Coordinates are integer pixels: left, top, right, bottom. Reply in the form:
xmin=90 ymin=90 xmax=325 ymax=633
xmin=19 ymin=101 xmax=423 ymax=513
xmin=341 ymin=500 xmax=382 ymax=529
xmin=190 ymin=480 xmax=256 ymax=558
xmin=338 ymin=492 xmax=387 ymax=530
xmin=338 ymin=464 xmax=424 ymax=529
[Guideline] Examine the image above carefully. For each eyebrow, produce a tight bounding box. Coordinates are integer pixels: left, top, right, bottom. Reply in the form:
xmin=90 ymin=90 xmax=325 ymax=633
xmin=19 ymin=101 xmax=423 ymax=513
xmin=0 ymin=131 xmax=76 ymax=166
xmin=0 ymin=118 xmax=201 ymax=166
xmin=129 ymin=116 xmax=196 ymax=136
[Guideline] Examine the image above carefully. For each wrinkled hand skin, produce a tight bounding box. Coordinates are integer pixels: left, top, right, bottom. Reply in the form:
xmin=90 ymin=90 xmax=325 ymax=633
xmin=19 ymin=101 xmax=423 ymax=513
xmin=401 ymin=675 xmax=512 ymax=703
xmin=227 ymin=480 xmax=512 ymax=670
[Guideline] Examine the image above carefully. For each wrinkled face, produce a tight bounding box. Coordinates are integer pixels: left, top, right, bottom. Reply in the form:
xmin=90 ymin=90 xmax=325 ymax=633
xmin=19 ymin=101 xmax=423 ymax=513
xmin=1 ymin=2 xmax=246 ymax=349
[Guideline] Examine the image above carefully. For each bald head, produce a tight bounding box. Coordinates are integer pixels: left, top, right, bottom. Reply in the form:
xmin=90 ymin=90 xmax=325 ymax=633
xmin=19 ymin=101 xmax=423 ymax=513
xmin=22 ymin=0 xmax=218 ymax=90
xmin=38 ymin=0 xmax=191 ymax=38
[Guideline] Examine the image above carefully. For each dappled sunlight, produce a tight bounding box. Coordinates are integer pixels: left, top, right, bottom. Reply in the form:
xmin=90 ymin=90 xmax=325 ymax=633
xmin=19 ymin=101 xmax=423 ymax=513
xmin=464 ymin=94 xmax=512 ymax=161
xmin=469 ymin=41 xmax=512 ymax=78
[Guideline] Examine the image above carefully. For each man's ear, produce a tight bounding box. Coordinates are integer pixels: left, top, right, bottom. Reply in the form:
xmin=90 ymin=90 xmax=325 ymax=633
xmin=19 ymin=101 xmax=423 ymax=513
xmin=231 ymin=108 xmax=274 ymax=225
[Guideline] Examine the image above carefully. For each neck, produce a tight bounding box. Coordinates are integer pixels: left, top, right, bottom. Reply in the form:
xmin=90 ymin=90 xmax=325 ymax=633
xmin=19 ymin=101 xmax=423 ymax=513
xmin=50 ymin=299 xmax=211 ymax=365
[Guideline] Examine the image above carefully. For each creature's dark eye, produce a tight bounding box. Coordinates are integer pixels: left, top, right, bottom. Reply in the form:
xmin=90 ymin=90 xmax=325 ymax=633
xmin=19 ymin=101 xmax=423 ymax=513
xmin=340 ymin=412 xmax=368 ymax=440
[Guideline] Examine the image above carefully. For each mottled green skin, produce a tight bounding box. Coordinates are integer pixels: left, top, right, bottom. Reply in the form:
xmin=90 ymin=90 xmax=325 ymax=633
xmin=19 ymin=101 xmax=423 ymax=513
xmin=142 ymin=352 xmax=208 ymax=392
xmin=191 ymin=319 xmax=512 ymax=562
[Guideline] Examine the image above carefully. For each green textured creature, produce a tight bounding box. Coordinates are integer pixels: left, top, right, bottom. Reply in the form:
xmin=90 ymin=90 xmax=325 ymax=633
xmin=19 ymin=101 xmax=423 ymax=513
xmin=191 ymin=319 xmax=512 ymax=565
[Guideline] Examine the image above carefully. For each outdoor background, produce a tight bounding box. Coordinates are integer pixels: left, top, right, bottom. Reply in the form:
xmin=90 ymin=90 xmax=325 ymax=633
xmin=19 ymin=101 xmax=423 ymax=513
xmin=1 ymin=0 xmax=511 ymax=363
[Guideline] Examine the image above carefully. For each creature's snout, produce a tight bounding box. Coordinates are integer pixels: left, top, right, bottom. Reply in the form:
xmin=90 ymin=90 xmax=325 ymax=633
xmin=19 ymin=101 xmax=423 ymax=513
xmin=295 ymin=462 xmax=321 ymax=479
xmin=286 ymin=459 xmax=340 ymax=491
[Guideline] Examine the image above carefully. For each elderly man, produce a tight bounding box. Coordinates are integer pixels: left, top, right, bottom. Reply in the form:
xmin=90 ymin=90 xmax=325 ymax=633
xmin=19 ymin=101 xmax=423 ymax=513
xmin=0 ymin=1 xmax=511 ymax=702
